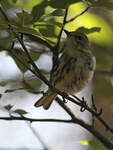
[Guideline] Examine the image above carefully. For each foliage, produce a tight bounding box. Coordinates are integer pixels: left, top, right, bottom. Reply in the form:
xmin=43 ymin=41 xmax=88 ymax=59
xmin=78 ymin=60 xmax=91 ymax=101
xmin=4 ymin=104 xmax=28 ymax=115
xmin=0 ymin=0 xmax=113 ymax=103
xmin=0 ymin=0 xmax=113 ymax=149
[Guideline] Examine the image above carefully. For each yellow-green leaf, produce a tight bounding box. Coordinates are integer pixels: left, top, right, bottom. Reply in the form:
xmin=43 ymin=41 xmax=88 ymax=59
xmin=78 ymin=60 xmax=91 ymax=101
xmin=78 ymin=141 xmax=89 ymax=146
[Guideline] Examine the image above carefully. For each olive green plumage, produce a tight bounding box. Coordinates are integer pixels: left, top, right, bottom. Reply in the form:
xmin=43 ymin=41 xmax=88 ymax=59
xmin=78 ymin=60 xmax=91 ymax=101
xmin=34 ymin=30 xmax=96 ymax=109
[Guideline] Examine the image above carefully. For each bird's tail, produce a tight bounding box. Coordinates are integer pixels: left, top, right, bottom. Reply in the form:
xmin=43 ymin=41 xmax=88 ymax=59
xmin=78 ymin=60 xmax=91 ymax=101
xmin=34 ymin=91 xmax=57 ymax=109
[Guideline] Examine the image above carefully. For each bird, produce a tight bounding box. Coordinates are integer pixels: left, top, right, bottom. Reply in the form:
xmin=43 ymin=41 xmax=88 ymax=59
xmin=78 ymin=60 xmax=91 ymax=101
xmin=34 ymin=30 xmax=96 ymax=109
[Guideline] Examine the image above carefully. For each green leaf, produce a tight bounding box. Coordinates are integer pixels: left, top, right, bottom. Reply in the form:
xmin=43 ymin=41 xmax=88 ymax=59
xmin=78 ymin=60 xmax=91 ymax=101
xmin=30 ymin=50 xmax=42 ymax=61
xmin=13 ymin=109 xmax=28 ymax=115
xmin=4 ymin=104 xmax=13 ymax=111
xmin=48 ymin=0 xmax=80 ymax=8
xmin=0 ymin=94 xmax=2 ymax=99
xmin=76 ymin=26 xmax=101 ymax=34
xmin=0 ymin=81 xmax=8 ymax=86
xmin=78 ymin=141 xmax=89 ymax=146
xmin=22 ymin=78 xmax=42 ymax=93
xmin=9 ymin=49 xmax=30 ymax=73
xmin=5 ymin=89 xmax=16 ymax=93
xmin=16 ymin=11 xmax=33 ymax=25
xmin=13 ymin=25 xmax=40 ymax=37
xmin=50 ymin=9 xmax=65 ymax=16
xmin=36 ymin=21 xmax=57 ymax=37
xmin=34 ymin=21 xmax=63 ymax=28
xmin=9 ymin=47 xmax=43 ymax=73
xmin=39 ymin=27 xmax=56 ymax=37
xmin=31 ymin=1 xmax=48 ymax=22
xmin=5 ymin=88 xmax=25 ymax=93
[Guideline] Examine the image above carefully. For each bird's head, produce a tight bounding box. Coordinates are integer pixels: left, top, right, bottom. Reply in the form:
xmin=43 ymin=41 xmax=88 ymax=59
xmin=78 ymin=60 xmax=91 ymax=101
xmin=64 ymin=30 xmax=90 ymax=53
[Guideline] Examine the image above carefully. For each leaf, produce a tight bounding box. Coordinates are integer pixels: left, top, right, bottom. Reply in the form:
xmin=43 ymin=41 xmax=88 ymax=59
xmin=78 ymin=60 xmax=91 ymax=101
xmin=9 ymin=49 xmax=30 ymax=73
xmin=34 ymin=21 xmax=63 ymax=28
xmin=36 ymin=20 xmax=58 ymax=38
xmin=30 ymin=50 xmax=42 ymax=62
xmin=5 ymin=88 xmax=25 ymax=93
xmin=76 ymin=26 xmax=101 ymax=34
xmin=4 ymin=104 xmax=13 ymax=111
xmin=22 ymin=78 xmax=42 ymax=93
xmin=31 ymin=1 xmax=48 ymax=22
xmin=5 ymin=89 xmax=17 ymax=93
xmin=13 ymin=109 xmax=28 ymax=115
xmin=48 ymin=0 xmax=80 ymax=8
xmin=0 ymin=81 xmax=8 ymax=86
xmin=0 ymin=94 xmax=2 ymax=99
xmin=13 ymin=25 xmax=40 ymax=37
xmin=16 ymin=11 xmax=33 ymax=25
xmin=78 ymin=141 xmax=89 ymax=146
xmin=50 ymin=9 xmax=65 ymax=16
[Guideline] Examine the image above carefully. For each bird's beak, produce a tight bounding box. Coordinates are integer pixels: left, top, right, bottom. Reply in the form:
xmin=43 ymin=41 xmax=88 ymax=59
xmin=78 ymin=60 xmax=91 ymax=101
xmin=64 ymin=29 xmax=70 ymax=36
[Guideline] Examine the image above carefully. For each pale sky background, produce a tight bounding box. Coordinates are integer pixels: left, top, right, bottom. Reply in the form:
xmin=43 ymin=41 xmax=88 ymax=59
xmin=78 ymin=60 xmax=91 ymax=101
xmin=0 ymin=51 xmax=93 ymax=150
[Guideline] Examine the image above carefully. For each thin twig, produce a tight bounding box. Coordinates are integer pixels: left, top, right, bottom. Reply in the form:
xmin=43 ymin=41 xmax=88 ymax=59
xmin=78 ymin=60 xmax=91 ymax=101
xmin=52 ymin=7 xmax=68 ymax=68
xmin=26 ymin=121 xmax=49 ymax=150
xmin=24 ymin=33 xmax=53 ymax=50
xmin=55 ymin=7 xmax=68 ymax=52
xmin=0 ymin=116 xmax=72 ymax=123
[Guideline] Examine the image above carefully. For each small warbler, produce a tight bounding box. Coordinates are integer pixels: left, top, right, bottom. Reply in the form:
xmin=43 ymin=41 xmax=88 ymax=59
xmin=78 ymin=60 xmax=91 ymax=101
xmin=34 ymin=30 xmax=96 ymax=109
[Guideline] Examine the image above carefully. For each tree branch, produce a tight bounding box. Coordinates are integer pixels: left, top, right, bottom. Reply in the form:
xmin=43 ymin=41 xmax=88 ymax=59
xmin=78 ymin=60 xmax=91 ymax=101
xmin=52 ymin=7 xmax=69 ymax=69
xmin=0 ymin=116 xmax=72 ymax=123
xmin=25 ymin=121 xmax=49 ymax=150
xmin=1 ymin=22 xmax=113 ymax=138
xmin=0 ymin=4 xmax=113 ymax=150
xmin=56 ymin=98 xmax=113 ymax=150
xmin=24 ymin=33 xmax=53 ymax=51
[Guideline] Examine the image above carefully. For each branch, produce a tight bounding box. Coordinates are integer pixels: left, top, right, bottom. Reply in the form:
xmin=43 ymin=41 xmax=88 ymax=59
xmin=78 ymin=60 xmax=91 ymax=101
xmin=24 ymin=33 xmax=53 ymax=51
xmin=56 ymin=98 xmax=113 ymax=150
xmin=1 ymin=38 xmax=113 ymax=136
xmin=0 ymin=116 xmax=72 ymax=123
xmin=67 ymin=95 xmax=113 ymax=134
xmin=1 ymin=40 xmax=113 ymax=136
xmin=1 ymin=4 xmax=113 ymax=150
xmin=25 ymin=121 xmax=49 ymax=150
xmin=52 ymin=7 xmax=68 ymax=67
xmin=55 ymin=7 xmax=68 ymax=51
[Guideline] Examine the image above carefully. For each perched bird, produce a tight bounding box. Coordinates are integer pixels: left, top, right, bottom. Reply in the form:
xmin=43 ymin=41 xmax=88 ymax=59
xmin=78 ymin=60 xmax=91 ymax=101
xmin=34 ymin=30 xmax=96 ymax=109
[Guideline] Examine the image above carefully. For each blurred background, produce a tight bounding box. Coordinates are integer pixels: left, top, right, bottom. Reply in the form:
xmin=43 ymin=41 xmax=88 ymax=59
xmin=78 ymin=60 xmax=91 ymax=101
xmin=0 ymin=0 xmax=113 ymax=149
